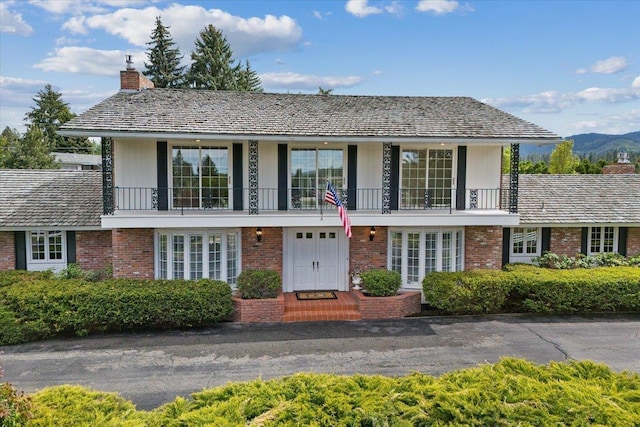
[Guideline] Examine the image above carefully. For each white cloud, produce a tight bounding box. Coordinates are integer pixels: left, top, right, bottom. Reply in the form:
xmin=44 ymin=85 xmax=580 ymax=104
xmin=632 ymin=75 xmax=640 ymax=88
xmin=0 ymin=2 xmax=34 ymax=35
xmin=61 ymin=4 xmax=303 ymax=58
xmin=345 ymin=0 xmax=383 ymax=18
xmin=575 ymin=56 xmax=628 ymax=74
xmin=28 ymin=0 xmax=152 ymax=15
xmin=0 ymin=76 xmax=49 ymax=107
xmin=33 ymin=47 xmax=145 ymax=75
xmin=260 ymin=72 xmax=364 ymax=91
xmin=415 ymin=0 xmax=472 ymax=15
xmin=384 ymin=1 xmax=404 ymax=15
xmin=372 ymin=70 xmax=383 ymax=75
xmin=573 ymin=110 xmax=640 ymax=135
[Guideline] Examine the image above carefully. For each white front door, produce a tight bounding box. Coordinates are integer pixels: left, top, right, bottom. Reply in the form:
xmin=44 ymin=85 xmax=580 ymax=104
xmin=286 ymin=228 xmax=348 ymax=291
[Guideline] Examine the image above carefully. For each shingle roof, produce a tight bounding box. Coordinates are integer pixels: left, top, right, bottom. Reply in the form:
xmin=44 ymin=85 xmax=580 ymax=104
xmin=512 ymin=174 xmax=640 ymax=225
xmin=0 ymin=170 xmax=102 ymax=228
xmin=60 ymin=89 xmax=560 ymax=141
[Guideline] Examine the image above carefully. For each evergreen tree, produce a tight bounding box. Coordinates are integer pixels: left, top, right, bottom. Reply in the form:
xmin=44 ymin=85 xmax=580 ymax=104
xmin=549 ymin=139 xmax=579 ymax=174
xmin=0 ymin=127 xmax=20 ymax=167
xmin=143 ymin=16 xmax=186 ymax=88
xmin=236 ymin=60 xmax=263 ymax=92
xmin=24 ymin=84 xmax=92 ymax=153
xmin=5 ymin=126 xmax=59 ymax=169
xmin=317 ymin=87 xmax=333 ymax=95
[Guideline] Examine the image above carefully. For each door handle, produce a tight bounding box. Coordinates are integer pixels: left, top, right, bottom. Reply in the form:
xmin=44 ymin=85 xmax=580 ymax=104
xmin=312 ymin=261 xmax=316 ymax=270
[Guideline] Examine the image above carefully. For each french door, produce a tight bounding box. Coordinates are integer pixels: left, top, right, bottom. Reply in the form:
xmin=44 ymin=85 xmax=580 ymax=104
xmin=290 ymin=148 xmax=344 ymax=209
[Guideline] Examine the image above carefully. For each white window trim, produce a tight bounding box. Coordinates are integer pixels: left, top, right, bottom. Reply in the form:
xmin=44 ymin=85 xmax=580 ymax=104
xmin=26 ymin=230 xmax=67 ymax=271
xmin=387 ymin=228 xmax=464 ymax=289
xmin=510 ymin=227 xmax=541 ymax=257
xmin=399 ymin=147 xmax=457 ymax=209
xmin=155 ymin=229 xmax=241 ymax=285
xmin=587 ymin=226 xmax=619 ymax=255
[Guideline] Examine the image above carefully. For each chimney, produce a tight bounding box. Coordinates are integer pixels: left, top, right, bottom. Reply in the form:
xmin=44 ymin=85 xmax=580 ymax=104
xmin=602 ymin=151 xmax=636 ymax=174
xmin=120 ymin=55 xmax=154 ymax=91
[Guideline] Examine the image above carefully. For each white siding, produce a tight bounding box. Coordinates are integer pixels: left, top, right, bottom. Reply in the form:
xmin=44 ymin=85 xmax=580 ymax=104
xmin=357 ymin=143 xmax=383 ymax=210
xmin=258 ymin=142 xmax=278 ymax=210
xmin=465 ymin=146 xmax=502 ymax=209
xmin=114 ymin=139 xmax=157 ymax=188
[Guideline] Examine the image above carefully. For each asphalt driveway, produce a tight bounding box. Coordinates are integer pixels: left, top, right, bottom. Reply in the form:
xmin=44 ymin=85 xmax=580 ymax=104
xmin=1 ymin=314 xmax=639 ymax=410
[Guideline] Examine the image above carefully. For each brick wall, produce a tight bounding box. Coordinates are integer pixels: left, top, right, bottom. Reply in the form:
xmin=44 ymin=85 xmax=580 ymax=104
xmin=627 ymin=227 xmax=640 ymax=257
xmin=602 ymin=163 xmax=636 ymax=174
xmin=350 ymin=226 xmax=387 ymax=273
xmin=0 ymin=232 xmax=15 ymax=271
xmin=549 ymin=227 xmax=582 ymax=256
xmin=465 ymin=226 xmax=503 ymax=270
xmin=354 ymin=290 xmax=422 ymax=319
xmin=232 ymin=292 xmax=285 ymax=322
xmin=112 ymin=228 xmax=154 ymax=279
xmin=76 ymin=230 xmax=112 ymax=272
xmin=241 ymin=227 xmax=283 ymax=275
xmin=120 ymin=69 xmax=154 ymax=91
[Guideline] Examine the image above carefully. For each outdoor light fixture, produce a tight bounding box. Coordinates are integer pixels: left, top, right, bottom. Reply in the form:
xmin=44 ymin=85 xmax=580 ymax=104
xmin=369 ymin=226 xmax=376 ymax=241
xmin=256 ymin=227 xmax=263 ymax=242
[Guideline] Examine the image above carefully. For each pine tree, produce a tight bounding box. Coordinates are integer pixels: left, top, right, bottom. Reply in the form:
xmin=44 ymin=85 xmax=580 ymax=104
xmin=187 ymin=25 xmax=239 ymax=90
xmin=236 ymin=60 xmax=263 ymax=92
xmin=6 ymin=126 xmax=59 ymax=169
xmin=24 ymin=84 xmax=92 ymax=153
xmin=143 ymin=16 xmax=186 ymax=88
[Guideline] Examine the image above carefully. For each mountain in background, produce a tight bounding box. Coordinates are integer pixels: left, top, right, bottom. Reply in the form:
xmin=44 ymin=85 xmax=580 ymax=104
xmin=521 ymin=131 xmax=640 ymax=158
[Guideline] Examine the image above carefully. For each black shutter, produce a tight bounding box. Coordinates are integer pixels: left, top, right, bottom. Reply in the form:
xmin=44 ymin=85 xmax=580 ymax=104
xmin=618 ymin=227 xmax=628 ymax=256
xmin=541 ymin=228 xmax=551 ymax=254
xmin=390 ymin=145 xmax=400 ymax=210
xmin=233 ymin=143 xmax=243 ymax=211
xmin=157 ymin=141 xmax=168 ymax=211
xmin=66 ymin=231 xmax=76 ymax=264
xmin=581 ymin=227 xmax=589 ymax=255
xmin=347 ymin=145 xmax=357 ymax=211
xmin=502 ymin=227 xmax=511 ymax=266
xmin=456 ymin=146 xmax=467 ymax=210
xmin=278 ymin=144 xmax=288 ymax=210
xmin=14 ymin=231 xmax=26 ymax=270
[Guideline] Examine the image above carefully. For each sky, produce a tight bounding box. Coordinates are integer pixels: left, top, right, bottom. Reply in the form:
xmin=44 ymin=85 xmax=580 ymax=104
xmin=1 ymin=0 xmax=639 ymax=138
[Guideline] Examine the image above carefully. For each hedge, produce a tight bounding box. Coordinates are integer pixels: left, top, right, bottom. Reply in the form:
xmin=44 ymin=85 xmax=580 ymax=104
xmin=24 ymin=358 xmax=640 ymax=426
xmin=0 ymin=273 xmax=233 ymax=345
xmin=360 ymin=269 xmax=402 ymax=297
xmin=424 ymin=264 xmax=640 ymax=314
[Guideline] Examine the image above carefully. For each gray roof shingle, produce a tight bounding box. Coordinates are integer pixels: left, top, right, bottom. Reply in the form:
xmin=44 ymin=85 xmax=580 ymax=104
xmin=60 ymin=90 xmax=560 ymax=141
xmin=0 ymin=170 xmax=102 ymax=228
xmin=512 ymin=174 xmax=640 ymax=225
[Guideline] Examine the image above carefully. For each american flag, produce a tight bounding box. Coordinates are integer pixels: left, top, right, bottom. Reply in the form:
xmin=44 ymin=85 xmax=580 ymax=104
xmin=324 ymin=181 xmax=352 ymax=238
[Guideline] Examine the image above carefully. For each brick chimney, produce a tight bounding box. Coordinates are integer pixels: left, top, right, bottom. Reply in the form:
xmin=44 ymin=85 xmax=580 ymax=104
xmin=120 ymin=55 xmax=154 ymax=91
xmin=602 ymin=151 xmax=636 ymax=174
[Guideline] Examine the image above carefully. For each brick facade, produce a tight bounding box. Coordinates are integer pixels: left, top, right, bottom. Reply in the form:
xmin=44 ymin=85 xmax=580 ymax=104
xmin=112 ymin=228 xmax=154 ymax=279
xmin=465 ymin=226 xmax=503 ymax=270
xmin=120 ymin=69 xmax=154 ymax=91
xmin=626 ymin=227 xmax=640 ymax=257
xmin=602 ymin=163 xmax=636 ymax=174
xmin=232 ymin=292 xmax=285 ymax=322
xmin=349 ymin=226 xmax=387 ymax=274
xmin=76 ymin=230 xmax=112 ymax=272
xmin=354 ymin=290 xmax=422 ymax=320
xmin=0 ymin=232 xmax=15 ymax=270
xmin=549 ymin=227 xmax=582 ymax=256
xmin=241 ymin=227 xmax=283 ymax=275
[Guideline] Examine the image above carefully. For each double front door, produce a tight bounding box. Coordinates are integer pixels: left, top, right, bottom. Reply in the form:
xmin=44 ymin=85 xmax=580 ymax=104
xmin=286 ymin=228 xmax=348 ymax=291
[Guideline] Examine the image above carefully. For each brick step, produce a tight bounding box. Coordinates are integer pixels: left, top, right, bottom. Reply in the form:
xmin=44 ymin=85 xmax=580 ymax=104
xmin=284 ymin=300 xmax=359 ymax=313
xmin=283 ymin=310 xmax=362 ymax=322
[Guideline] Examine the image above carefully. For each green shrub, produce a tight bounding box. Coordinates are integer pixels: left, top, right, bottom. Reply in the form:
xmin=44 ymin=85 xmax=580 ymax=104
xmin=533 ymin=251 xmax=638 ymax=269
xmin=0 ymin=370 xmax=33 ymax=427
xmin=236 ymin=269 xmax=281 ymax=299
xmin=360 ymin=269 xmax=402 ymax=297
xmin=55 ymin=263 xmax=113 ymax=282
xmin=0 ymin=278 xmax=233 ymax=345
xmin=423 ymin=270 xmax=514 ymax=314
xmin=0 ymin=270 xmax=53 ymax=288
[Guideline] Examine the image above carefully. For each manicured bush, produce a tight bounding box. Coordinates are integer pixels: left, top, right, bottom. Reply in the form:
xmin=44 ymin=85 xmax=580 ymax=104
xmin=423 ymin=264 xmax=640 ymax=315
xmin=0 ymin=277 xmax=233 ymax=345
xmin=236 ymin=269 xmax=281 ymax=299
xmin=0 ymin=370 xmax=33 ymax=427
xmin=534 ymin=251 xmax=639 ymax=269
xmin=360 ymin=269 xmax=402 ymax=297
xmin=0 ymin=270 xmax=53 ymax=288
xmin=25 ymin=358 xmax=640 ymax=426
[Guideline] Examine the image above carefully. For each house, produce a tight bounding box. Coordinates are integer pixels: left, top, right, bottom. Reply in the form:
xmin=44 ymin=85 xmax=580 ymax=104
xmin=54 ymin=65 xmax=561 ymax=298
xmin=503 ymin=166 xmax=640 ymax=265
xmin=0 ymin=170 xmax=111 ymax=273
xmin=53 ymin=152 xmax=102 ymax=170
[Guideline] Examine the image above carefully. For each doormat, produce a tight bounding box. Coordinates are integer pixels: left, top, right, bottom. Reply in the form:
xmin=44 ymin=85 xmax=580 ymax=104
xmin=296 ymin=291 xmax=337 ymax=300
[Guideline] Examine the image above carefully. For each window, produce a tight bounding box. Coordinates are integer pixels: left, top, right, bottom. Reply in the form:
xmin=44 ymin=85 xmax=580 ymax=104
xmin=511 ymin=227 xmax=539 ymax=255
xmin=290 ymin=148 xmax=344 ymax=209
xmin=589 ymin=226 xmax=617 ymax=255
xmin=401 ymin=149 xmax=453 ymax=209
xmin=389 ymin=229 xmax=464 ymax=286
xmin=172 ymin=146 xmax=229 ymax=209
xmin=156 ymin=230 xmax=240 ymax=285
xmin=28 ymin=231 xmax=65 ymax=262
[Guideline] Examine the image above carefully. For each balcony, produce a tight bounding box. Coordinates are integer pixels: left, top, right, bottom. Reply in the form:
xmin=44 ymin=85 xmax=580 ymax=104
xmin=110 ymin=187 xmax=510 ymax=214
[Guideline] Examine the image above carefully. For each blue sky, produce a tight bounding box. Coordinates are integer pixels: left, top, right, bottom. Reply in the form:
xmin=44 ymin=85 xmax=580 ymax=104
xmin=1 ymin=0 xmax=639 ymax=138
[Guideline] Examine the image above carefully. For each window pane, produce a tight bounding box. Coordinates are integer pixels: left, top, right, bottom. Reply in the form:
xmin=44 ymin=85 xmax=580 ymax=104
xmin=172 ymin=147 xmax=200 ymax=208
xmin=31 ymin=231 xmax=45 ymax=260
xmin=401 ymin=149 xmax=427 ymax=208
xmin=173 ymin=235 xmax=184 ymax=279
xmin=407 ymin=232 xmax=420 ymax=283
xmin=227 ymin=233 xmax=238 ymax=285
xmin=201 ymin=147 xmax=229 ymax=209
xmin=158 ymin=234 xmax=168 ymax=279
xmin=512 ymin=227 xmax=525 ymax=254
xmin=428 ymin=150 xmax=453 ymax=208
xmin=455 ymin=231 xmax=463 ymax=272
xmin=208 ymin=234 xmax=222 ymax=280
xmin=442 ymin=232 xmax=452 ymax=272
xmin=291 ymin=148 xmax=317 ymax=209
xmin=48 ymin=231 xmax=63 ymax=260
xmin=525 ymin=228 xmax=538 ymax=254
xmin=603 ymin=227 xmax=615 ymax=253
xmin=424 ymin=232 xmax=437 ymax=274
xmin=190 ymin=235 xmax=203 ymax=280
xmin=590 ymin=227 xmax=602 ymax=253
xmin=391 ymin=231 xmax=402 ymax=275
